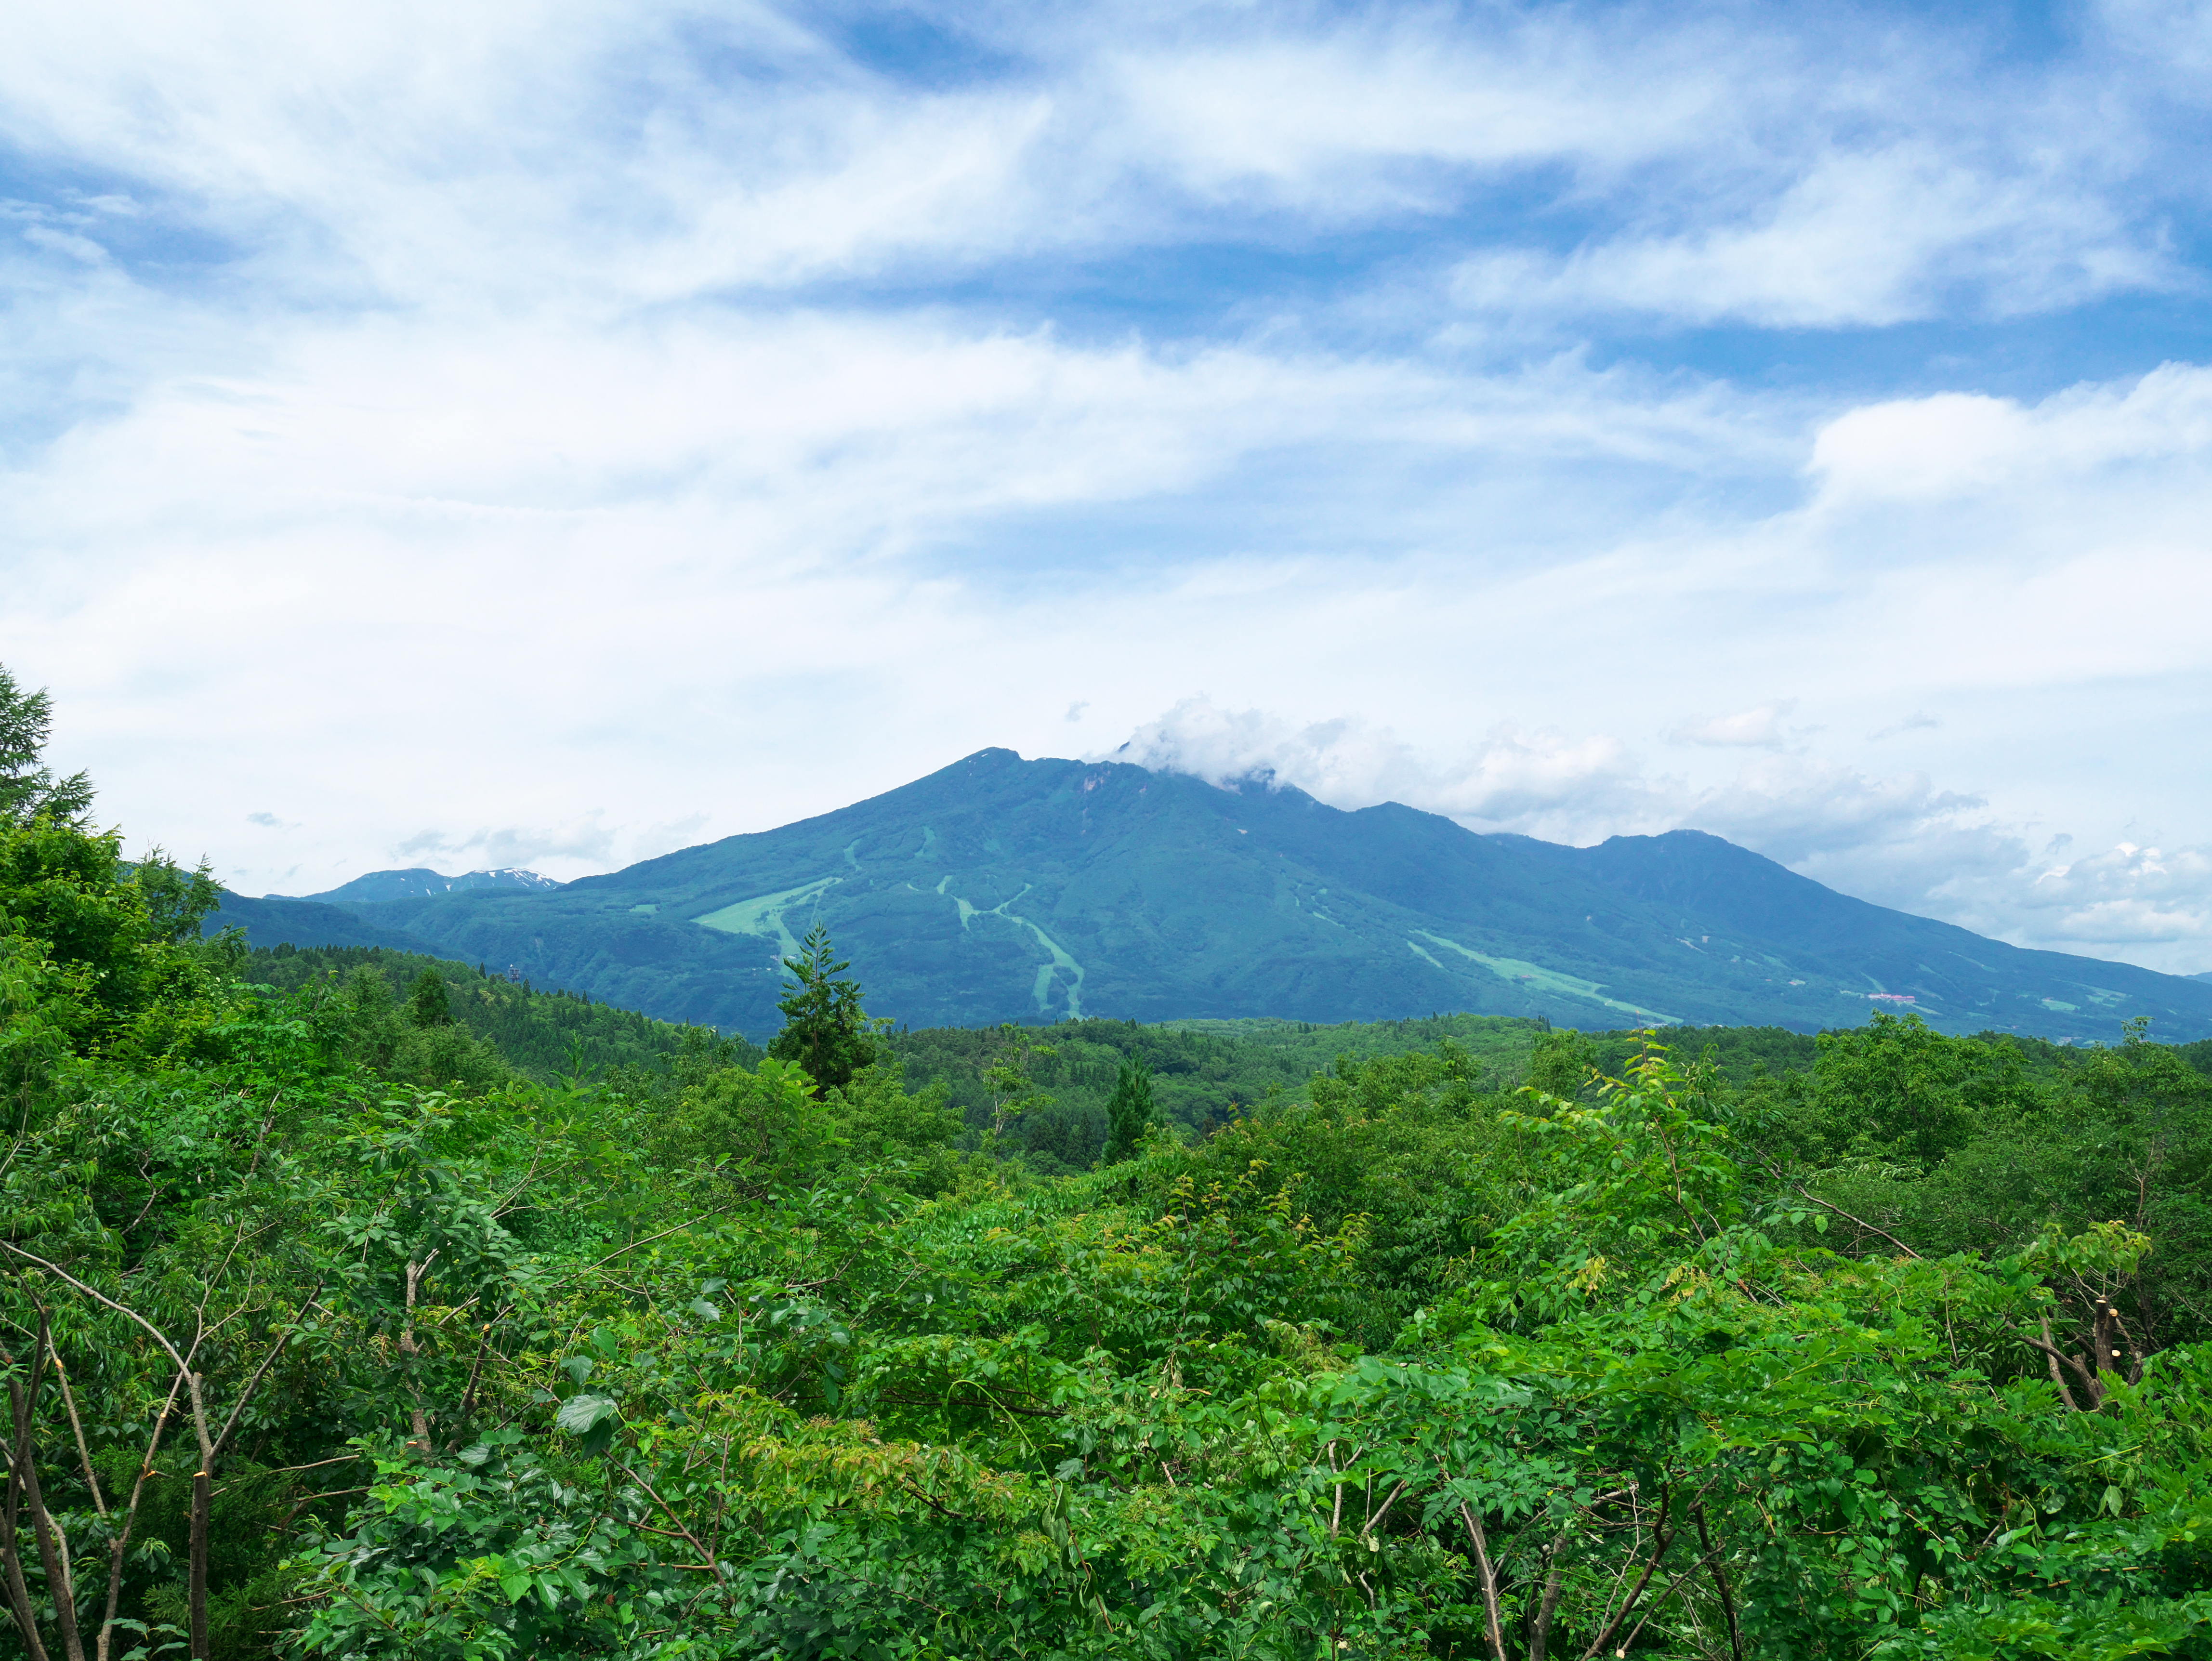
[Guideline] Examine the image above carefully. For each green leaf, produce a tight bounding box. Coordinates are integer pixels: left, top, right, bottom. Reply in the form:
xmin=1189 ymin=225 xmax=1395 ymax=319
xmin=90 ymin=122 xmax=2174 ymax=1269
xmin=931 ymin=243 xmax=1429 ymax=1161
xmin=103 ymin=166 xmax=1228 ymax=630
xmin=556 ymin=1392 xmax=619 ymax=1436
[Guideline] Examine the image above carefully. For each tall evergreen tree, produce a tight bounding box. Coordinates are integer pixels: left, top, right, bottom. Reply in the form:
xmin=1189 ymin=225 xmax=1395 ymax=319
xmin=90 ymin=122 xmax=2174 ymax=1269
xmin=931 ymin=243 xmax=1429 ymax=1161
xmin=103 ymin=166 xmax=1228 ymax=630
xmin=0 ymin=662 xmax=94 ymax=828
xmin=767 ymin=924 xmax=879 ymax=1093
xmin=408 ymin=968 xmax=454 ymax=1027
xmin=1102 ymin=1053 xmax=1155 ymax=1164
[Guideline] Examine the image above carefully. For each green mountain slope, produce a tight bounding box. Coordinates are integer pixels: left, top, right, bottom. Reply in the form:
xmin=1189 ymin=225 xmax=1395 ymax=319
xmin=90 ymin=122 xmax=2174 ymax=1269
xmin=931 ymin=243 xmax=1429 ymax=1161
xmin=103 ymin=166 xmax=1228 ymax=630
xmin=210 ymin=749 xmax=2212 ymax=1043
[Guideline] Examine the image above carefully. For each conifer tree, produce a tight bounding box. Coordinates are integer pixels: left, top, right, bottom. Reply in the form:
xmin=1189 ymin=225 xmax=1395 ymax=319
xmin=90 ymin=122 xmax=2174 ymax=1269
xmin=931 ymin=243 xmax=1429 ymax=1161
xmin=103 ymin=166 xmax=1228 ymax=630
xmin=408 ymin=968 xmax=454 ymax=1027
xmin=767 ymin=924 xmax=879 ymax=1093
xmin=0 ymin=662 xmax=94 ymax=828
xmin=1102 ymin=1053 xmax=1155 ymax=1163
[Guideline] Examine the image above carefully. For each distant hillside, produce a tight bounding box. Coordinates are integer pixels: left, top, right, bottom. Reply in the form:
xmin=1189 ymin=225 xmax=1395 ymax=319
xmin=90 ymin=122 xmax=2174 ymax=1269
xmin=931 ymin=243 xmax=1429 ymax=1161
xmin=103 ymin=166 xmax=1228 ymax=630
xmin=243 ymin=943 xmax=756 ymax=1083
xmin=204 ymin=750 xmax=2212 ymax=1043
xmin=204 ymin=889 xmax=451 ymax=954
xmin=282 ymin=866 xmax=563 ymax=904
xmin=903 ymin=1011 xmax=2203 ymax=1173
xmin=890 ymin=1012 xmax=1540 ymax=1173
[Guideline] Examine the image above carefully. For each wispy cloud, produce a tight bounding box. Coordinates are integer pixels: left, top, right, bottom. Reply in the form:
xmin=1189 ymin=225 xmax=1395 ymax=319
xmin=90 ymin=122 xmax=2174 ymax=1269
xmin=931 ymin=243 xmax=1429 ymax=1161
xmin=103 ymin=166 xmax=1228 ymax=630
xmin=1665 ymin=703 xmax=1798 ymax=750
xmin=1871 ymin=713 xmax=1942 ymax=740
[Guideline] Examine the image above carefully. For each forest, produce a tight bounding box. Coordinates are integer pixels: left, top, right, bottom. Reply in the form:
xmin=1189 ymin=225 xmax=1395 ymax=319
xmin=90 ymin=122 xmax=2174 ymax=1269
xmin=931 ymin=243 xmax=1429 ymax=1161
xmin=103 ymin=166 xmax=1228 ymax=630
xmin=9 ymin=673 xmax=2212 ymax=1657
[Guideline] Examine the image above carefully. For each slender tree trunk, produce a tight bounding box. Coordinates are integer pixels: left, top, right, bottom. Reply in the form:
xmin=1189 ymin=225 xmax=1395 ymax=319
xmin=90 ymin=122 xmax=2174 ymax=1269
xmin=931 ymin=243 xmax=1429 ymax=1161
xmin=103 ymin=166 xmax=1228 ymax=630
xmin=1455 ymin=1500 xmax=1509 ymax=1661
xmin=187 ymin=1467 xmax=210 ymax=1660
xmin=0 ymin=1444 xmax=53 ymax=1661
xmin=1580 ymin=1487 xmax=1674 ymax=1661
xmin=1527 ymin=1531 xmax=1571 ymax=1661
xmin=20 ymin=1451 xmax=83 ymax=1661
xmin=97 ymin=1366 xmax=184 ymax=1661
xmin=398 ymin=1260 xmax=434 ymax=1455
xmin=1697 ymin=1505 xmax=1744 ymax=1661
xmin=3 ymin=1325 xmax=83 ymax=1661
xmin=182 ymin=1372 xmax=218 ymax=1661
xmin=2039 ymin=1313 xmax=2083 ymax=1410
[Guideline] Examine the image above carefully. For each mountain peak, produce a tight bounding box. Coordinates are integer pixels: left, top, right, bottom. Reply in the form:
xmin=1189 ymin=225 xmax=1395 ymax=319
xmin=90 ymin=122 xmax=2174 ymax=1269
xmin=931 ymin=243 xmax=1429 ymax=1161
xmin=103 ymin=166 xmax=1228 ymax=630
xmin=279 ymin=867 xmax=564 ymax=905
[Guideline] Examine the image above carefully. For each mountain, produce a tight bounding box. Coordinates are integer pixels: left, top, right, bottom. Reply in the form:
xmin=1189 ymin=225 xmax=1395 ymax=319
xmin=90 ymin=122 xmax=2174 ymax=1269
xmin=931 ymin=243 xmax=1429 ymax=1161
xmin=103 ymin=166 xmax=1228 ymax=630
xmin=201 ymin=750 xmax=2212 ymax=1043
xmin=203 ymin=891 xmax=452 ymax=956
xmin=281 ymin=866 xmax=563 ymax=904
xmin=200 ymin=868 xmax=565 ymax=956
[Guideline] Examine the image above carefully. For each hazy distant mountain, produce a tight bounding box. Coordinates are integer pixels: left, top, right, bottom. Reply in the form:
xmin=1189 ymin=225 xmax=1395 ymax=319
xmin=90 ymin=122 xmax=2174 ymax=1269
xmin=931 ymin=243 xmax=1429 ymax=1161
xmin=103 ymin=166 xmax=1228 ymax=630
xmin=201 ymin=750 xmax=2212 ymax=1043
xmin=202 ymin=891 xmax=450 ymax=956
xmin=281 ymin=867 xmax=563 ymax=904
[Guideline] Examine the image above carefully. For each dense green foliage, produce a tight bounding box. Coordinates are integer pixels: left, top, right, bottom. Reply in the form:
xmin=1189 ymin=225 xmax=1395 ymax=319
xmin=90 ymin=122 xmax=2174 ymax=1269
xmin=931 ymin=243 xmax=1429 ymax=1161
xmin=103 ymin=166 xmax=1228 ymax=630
xmin=204 ymin=751 xmax=2212 ymax=1043
xmin=9 ymin=675 xmax=2212 ymax=1658
xmin=889 ymin=1013 xmax=1537 ymax=1173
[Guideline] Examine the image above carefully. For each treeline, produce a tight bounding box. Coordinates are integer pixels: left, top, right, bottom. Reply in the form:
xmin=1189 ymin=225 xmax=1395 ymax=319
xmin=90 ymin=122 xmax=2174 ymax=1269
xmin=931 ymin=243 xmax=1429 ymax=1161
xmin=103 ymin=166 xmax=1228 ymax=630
xmin=887 ymin=1010 xmax=1539 ymax=1171
xmin=10 ymin=666 xmax=2212 ymax=1658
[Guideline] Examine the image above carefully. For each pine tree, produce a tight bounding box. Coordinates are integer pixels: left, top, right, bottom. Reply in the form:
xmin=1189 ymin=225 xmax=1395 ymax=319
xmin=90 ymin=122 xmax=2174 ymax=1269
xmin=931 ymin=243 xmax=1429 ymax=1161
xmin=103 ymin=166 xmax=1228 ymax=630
xmin=408 ymin=969 xmax=454 ymax=1027
xmin=0 ymin=662 xmax=94 ymax=828
xmin=767 ymin=924 xmax=879 ymax=1094
xmin=1103 ymin=1054 xmax=1155 ymax=1164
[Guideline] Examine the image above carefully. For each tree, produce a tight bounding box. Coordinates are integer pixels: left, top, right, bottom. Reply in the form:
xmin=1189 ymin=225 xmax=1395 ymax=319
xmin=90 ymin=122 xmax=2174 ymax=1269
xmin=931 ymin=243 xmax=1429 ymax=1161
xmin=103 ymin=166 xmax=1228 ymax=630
xmin=978 ymin=1026 xmax=1054 ymax=1156
xmin=0 ymin=664 xmax=94 ymax=829
xmin=767 ymin=925 xmax=878 ymax=1094
xmin=1525 ymin=1025 xmax=1598 ymax=1101
xmin=407 ymin=969 xmax=454 ymax=1028
xmin=1102 ymin=1053 xmax=1154 ymax=1164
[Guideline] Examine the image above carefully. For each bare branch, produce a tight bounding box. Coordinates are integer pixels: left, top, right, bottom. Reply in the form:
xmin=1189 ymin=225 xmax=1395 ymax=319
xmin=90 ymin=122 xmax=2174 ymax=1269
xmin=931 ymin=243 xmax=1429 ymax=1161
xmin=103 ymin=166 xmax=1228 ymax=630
xmin=1580 ymin=1487 xmax=1675 ymax=1661
xmin=0 ymin=1244 xmax=191 ymax=1379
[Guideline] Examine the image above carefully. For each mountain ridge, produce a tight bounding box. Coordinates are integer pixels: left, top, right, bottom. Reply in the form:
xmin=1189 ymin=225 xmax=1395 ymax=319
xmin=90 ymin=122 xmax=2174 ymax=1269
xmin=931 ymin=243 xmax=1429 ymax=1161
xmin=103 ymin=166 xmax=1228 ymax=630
xmin=203 ymin=748 xmax=2212 ymax=1042
xmin=278 ymin=866 xmax=563 ymax=904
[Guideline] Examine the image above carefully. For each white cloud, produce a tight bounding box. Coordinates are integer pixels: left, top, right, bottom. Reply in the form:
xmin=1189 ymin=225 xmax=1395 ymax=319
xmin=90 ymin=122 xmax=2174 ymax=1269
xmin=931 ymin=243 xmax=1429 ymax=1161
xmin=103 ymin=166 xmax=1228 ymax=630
xmin=1452 ymin=142 xmax=2166 ymax=330
xmin=1098 ymin=14 xmax=1739 ymax=202
xmin=1808 ymin=363 xmax=2212 ymax=506
xmin=395 ymin=818 xmax=618 ymax=870
xmin=20 ymin=225 xmax=109 ymax=265
xmin=1107 ymin=696 xmax=1647 ymax=839
xmin=2020 ymin=842 xmax=2212 ymax=943
xmin=1666 ymin=702 xmax=1796 ymax=749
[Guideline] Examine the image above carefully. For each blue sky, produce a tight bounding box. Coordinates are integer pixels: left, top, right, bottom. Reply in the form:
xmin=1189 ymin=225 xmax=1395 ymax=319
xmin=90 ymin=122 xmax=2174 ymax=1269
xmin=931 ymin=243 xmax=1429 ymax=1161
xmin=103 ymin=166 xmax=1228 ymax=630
xmin=5 ymin=0 xmax=2212 ymax=973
